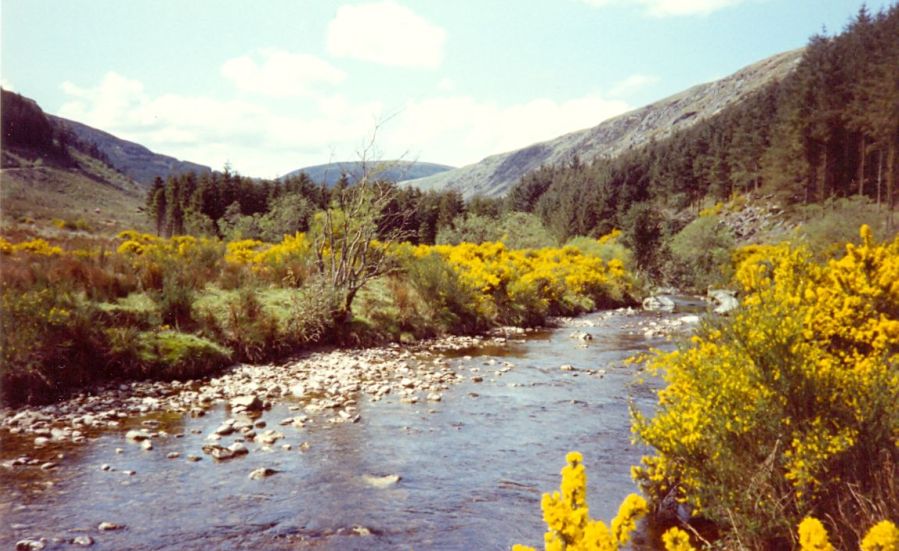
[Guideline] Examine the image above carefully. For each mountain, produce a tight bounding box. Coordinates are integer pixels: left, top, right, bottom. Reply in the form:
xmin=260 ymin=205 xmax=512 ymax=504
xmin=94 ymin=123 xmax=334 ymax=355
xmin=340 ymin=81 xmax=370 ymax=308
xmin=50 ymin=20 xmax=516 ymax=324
xmin=282 ymin=160 xmax=454 ymax=187
xmin=47 ymin=115 xmax=211 ymax=186
xmin=1 ymin=89 xmax=150 ymax=231
xmin=400 ymin=49 xmax=803 ymax=198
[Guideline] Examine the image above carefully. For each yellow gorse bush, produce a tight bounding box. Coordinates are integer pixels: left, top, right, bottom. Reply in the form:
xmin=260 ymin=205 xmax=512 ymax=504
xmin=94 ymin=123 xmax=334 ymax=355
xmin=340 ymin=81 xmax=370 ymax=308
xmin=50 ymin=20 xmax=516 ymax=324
xmin=0 ymin=237 xmax=64 ymax=256
xmin=514 ymin=452 xmax=648 ymax=551
xmin=860 ymin=520 xmax=899 ymax=551
xmin=406 ymin=241 xmax=633 ymax=323
xmin=797 ymin=517 xmax=898 ymax=551
xmin=632 ymin=226 xmax=899 ymax=545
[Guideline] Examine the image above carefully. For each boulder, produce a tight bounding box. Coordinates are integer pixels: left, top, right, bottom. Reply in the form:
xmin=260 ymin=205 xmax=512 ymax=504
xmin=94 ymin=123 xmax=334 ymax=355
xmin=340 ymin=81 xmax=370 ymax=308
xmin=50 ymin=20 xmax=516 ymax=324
xmin=708 ymin=289 xmax=739 ymax=314
xmin=642 ymin=295 xmax=676 ymax=312
xmin=230 ymin=395 xmax=262 ymax=411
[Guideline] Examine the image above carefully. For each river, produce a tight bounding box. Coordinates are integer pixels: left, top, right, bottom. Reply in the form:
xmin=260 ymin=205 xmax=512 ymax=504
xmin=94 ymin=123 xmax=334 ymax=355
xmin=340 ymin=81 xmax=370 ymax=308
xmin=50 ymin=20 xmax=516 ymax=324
xmin=1 ymin=307 xmax=693 ymax=550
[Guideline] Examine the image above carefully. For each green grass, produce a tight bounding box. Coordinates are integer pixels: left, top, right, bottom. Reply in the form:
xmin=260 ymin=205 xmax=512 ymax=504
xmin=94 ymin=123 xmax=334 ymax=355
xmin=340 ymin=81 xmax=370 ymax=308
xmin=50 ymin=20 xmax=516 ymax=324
xmin=136 ymin=330 xmax=232 ymax=379
xmin=1 ymin=149 xmax=149 ymax=234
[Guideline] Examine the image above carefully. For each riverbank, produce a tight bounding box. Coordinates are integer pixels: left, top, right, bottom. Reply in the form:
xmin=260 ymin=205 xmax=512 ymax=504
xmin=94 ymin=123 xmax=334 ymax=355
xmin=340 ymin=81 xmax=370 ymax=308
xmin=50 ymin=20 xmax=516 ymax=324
xmin=0 ymin=328 xmax=536 ymax=449
xmin=1 ymin=307 xmax=684 ymax=550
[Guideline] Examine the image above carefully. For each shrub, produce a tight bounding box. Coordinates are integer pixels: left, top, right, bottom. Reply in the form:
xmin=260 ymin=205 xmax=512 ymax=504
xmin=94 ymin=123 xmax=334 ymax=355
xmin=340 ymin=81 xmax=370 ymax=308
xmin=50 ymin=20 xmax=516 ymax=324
xmin=664 ymin=215 xmax=734 ymax=291
xmin=400 ymin=252 xmax=484 ymax=334
xmin=632 ymin=226 xmax=899 ymax=548
xmin=135 ymin=330 xmax=231 ymax=380
xmin=513 ymin=452 xmax=648 ymax=551
xmin=0 ymin=287 xmax=107 ymax=405
xmin=223 ymin=288 xmax=282 ymax=362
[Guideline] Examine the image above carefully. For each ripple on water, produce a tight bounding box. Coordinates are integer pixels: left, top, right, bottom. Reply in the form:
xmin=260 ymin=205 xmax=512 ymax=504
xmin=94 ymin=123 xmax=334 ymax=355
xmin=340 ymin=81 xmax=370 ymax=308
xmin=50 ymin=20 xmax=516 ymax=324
xmin=0 ymin=309 xmax=682 ymax=550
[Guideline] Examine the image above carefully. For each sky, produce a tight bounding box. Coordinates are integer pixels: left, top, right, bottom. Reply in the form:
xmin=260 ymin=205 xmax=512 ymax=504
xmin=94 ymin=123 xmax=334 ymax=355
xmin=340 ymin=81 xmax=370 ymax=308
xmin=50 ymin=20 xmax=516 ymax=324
xmin=1 ymin=0 xmax=891 ymax=178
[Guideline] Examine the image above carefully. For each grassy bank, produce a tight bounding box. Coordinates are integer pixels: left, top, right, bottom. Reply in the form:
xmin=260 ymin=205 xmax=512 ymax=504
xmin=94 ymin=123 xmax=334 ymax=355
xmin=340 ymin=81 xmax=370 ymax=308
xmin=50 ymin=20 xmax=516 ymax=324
xmin=0 ymin=228 xmax=637 ymax=406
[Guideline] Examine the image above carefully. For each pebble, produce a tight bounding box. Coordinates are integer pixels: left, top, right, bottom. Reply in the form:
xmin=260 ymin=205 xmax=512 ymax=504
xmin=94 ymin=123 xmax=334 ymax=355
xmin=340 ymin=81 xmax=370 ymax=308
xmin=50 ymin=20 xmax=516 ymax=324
xmin=97 ymin=522 xmax=122 ymax=531
xmin=166 ymin=452 xmax=180 ymax=459
xmin=15 ymin=540 xmax=45 ymax=550
xmin=71 ymin=535 xmax=94 ymax=546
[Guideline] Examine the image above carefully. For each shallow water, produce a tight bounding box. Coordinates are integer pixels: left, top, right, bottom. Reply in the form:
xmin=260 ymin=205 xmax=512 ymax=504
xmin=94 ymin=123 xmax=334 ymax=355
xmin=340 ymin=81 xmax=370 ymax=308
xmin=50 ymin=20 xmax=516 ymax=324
xmin=0 ymin=309 xmax=684 ymax=550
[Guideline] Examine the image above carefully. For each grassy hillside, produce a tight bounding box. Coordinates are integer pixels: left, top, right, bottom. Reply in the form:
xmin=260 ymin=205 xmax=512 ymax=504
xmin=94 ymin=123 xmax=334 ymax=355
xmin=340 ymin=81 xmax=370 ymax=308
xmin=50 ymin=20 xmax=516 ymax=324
xmin=1 ymin=149 xmax=149 ymax=233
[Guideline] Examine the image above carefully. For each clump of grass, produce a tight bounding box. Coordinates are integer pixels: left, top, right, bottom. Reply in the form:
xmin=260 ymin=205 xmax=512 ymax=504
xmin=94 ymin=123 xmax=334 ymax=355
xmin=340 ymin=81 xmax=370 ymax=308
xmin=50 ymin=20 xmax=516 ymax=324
xmin=135 ymin=330 xmax=232 ymax=380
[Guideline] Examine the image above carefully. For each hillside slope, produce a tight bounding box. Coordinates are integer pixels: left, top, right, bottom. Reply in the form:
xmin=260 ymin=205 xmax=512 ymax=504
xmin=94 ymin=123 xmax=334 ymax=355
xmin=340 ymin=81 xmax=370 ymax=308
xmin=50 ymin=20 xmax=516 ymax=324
xmin=401 ymin=49 xmax=803 ymax=198
xmin=282 ymin=160 xmax=454 ymax=187
xmin=1 ymin=89 xmax=149 ymax=231
xmin=48 ymin=115 xmax=211 ymax=186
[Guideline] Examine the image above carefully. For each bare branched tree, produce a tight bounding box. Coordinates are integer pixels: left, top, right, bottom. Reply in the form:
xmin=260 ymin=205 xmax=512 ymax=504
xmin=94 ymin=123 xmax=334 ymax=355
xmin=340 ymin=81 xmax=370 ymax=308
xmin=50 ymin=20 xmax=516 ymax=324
xmin=309 ymin=123 xmax=416 ymax=322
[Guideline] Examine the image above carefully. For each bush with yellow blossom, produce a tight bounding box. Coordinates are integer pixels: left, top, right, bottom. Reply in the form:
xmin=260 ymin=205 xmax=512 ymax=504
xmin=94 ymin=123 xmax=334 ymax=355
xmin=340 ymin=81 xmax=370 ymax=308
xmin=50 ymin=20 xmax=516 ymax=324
xmin=403 ymin=240 xmax=635 ymax=327
xmin=514 ymin=452 xmax=648 ymax=551
xmin=631 ymin=226 xmax=899 ymax=547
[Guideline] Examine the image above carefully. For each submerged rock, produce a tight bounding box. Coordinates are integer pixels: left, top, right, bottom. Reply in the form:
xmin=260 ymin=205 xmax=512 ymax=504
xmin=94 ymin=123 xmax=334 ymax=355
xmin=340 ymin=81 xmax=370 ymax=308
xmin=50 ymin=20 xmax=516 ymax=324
xmin=642 ymin=295 xmax=676 ymax=312
xmin=248 ymin=467 xmax=278 ymax=480
xmin=362 ymin=473 xmax=400 ymax=488
xmin=125 ymin=430 xmax=148 ymax=442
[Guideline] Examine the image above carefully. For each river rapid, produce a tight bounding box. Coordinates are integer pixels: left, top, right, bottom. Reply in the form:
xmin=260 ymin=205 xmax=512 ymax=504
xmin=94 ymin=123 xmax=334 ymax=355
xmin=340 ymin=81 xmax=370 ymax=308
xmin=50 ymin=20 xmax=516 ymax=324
xmin=1 ymin=307 xmax=697 ymax=550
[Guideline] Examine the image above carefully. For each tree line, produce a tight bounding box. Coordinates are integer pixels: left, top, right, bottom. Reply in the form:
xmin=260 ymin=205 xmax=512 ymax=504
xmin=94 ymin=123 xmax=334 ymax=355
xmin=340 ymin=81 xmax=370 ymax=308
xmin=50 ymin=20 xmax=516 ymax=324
xmin=144 ymin=168 xmax=496 ymax=245
xmin=506 ymin=4 xmax=898 ymax=241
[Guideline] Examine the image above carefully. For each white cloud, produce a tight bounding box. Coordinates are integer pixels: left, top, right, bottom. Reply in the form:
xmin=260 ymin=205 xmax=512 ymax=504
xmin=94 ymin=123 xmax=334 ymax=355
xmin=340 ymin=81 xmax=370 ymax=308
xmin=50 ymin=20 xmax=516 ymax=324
xmin=1 ymin=78 xmax=15 ymax=92
xmin=57 ymin=71 xmax=382 ymax=178
xmin=608 ymin=73 xmax=660 ymax=97
xmin=56 ymin=70 xmax=630 ymax=178
xmin=382 ymin=94 xmax=631 ymax=167
xmin=221 ymin=49 xmax=346 ymax=97
xmin=327 ymin=1 xmax=446 ymax=68
xmin=579 ymin=0 xmax=747 ymax=16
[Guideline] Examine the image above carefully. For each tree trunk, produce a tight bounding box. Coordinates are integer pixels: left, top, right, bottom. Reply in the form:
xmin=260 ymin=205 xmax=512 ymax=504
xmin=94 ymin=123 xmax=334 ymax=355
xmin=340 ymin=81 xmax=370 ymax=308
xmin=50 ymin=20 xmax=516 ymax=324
xmin=858 ymin=135 xmax=866 ymax=196
xmin=888 ymin=139 xmax=896 ymax=230
xmin=877 ymin=148 xmax=883 ymax=208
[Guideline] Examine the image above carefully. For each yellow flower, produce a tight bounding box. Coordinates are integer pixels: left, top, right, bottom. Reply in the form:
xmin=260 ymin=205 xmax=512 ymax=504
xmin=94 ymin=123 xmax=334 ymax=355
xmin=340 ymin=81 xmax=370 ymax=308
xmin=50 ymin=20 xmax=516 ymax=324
xmin=798 ymin=517 xmax=834 ymax=551
xmin=861 ymin=521 xmax=899 ymax=551
xmin=661 ymin=527 xmax=695 ymax=551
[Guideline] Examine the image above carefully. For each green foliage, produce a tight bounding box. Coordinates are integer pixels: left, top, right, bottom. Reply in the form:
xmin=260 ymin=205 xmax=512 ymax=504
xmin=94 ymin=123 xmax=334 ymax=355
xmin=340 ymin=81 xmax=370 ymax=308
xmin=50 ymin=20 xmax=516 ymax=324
xmin=135 ymin=330 xmax=231 ymax=380
xmin=0 ymin=287 xmax=106 ymax=405
xmin=620 ymin=202 xmax=666 ymax=274
xmin=795 ymin=196 xmax=891 ymax=257
xmin=665 ymin=215 xmax=735 ymax=290
xmin=436 ymin=211 xmax=557 ymax=249
xmin=399 ymin=252 xmax=484 ymax=334
xmin=258 ymin=193 xmax=314 ymax=242
xmin=506 ymin=6 xmax=899 ymax=241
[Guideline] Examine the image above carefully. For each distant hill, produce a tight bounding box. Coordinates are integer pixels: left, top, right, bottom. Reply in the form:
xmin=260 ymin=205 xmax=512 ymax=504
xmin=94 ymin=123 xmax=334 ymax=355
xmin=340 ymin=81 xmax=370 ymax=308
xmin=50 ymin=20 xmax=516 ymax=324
xmin=282 ymin=160 xmax=454 ymax=187
xmin=1 ymin=89 xmax=149 ymax=231
xmin=47 ymin=115 xmax=211 ymax=186
xmin=400 ymin=49 xmax=803 ymax=198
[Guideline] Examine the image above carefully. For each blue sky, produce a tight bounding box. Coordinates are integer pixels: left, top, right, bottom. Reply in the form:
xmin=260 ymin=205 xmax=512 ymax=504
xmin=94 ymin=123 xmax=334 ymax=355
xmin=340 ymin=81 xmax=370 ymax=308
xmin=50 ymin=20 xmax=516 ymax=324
xmin=1 ymin=0 xmax=890 ymax=178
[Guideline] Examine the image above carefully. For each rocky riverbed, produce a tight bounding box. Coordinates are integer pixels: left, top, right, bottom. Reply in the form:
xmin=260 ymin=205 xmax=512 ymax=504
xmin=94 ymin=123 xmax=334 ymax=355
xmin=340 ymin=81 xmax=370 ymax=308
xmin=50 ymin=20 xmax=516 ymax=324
xmin=0 ymin=329 xmax=536 ymax=458
xmin=1 ymin=307 xmax=698 ymax=550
